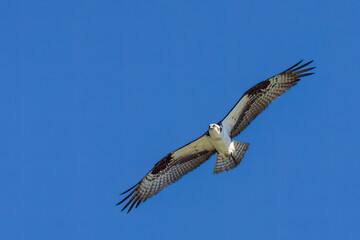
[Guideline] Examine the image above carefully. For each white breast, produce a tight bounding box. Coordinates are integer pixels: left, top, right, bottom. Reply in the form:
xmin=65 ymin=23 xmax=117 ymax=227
xmin=208 ymin=126 xmax=233 ymax=157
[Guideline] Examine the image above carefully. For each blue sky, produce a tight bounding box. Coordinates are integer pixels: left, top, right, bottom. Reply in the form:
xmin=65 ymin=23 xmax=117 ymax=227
xmin=1 ymin=0 xmax=360 ymax=239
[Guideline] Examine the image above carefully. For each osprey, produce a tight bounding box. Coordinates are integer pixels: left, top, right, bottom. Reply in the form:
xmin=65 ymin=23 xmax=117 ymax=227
xmin=117 ymin=60 xmax=315 ymax=213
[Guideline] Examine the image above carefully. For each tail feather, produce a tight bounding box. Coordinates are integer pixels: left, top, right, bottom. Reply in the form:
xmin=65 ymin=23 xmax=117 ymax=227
xmin=213 ymin=141 xmax=250 ymax=174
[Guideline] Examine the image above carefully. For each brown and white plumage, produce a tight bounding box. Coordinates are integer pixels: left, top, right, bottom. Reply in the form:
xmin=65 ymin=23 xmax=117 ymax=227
xmin=220 ymin=60 xmax=315 ymax=138
xmin=117 ymin=135 xmax=216 ymax=213
xmin=117 ymin=60 xmax=315 ymax=213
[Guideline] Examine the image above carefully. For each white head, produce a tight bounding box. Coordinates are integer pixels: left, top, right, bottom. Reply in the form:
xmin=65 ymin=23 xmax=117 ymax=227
xmin=209 ymin=123 xmax=222 ymax=135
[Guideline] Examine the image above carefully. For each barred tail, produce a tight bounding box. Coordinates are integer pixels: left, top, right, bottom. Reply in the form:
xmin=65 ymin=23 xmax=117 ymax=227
xmin=213 ymin=142 xmax=250 ymax=174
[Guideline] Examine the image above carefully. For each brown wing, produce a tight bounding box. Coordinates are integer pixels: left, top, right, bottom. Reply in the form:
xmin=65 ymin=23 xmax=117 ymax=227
xmin=220 ymin=60 xmax=315 ymax=138
xmin=117 ymin=134 xmax=215 ymax=213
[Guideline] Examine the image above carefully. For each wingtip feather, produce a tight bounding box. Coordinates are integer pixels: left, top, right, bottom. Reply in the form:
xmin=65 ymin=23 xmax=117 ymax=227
xmin=296 ymin=72 xmax=315 ymax=78
xmin=135 ymin=200 xmax=142 ymax=209
xmin=290 ymin=60 xmax=314 ymax=73
xmin=283 ymin=59 xmax=303 ymax=72
xmin=120 ymin=183 xmax=138 ymax=195
xmin=121 ymin=194 xmax=136 ymax=211
xmin=293 ymin=66 xmax=316 ymax=75
xmin=117 ymin=187 xmax=137 ymax=207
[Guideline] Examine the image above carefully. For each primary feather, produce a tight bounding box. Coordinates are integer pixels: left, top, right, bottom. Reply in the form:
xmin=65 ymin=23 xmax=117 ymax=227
xmin=221 ymin=60 xmax=315 ymax=138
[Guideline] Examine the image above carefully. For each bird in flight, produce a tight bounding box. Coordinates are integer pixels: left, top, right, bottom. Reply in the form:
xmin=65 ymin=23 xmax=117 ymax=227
xmin=117 ymin=60 xmax=315 ymax=213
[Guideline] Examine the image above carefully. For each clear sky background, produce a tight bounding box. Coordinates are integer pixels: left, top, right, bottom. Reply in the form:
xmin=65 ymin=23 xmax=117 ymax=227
xmin=1 ymin=0 xmax=360 ymax=239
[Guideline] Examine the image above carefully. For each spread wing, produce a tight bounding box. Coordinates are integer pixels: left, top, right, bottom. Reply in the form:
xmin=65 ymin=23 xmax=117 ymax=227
xmin=220 ymin=60 xmax=315 ymax=139
xmin=117 ymin=134 xmax=216 ymax=213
